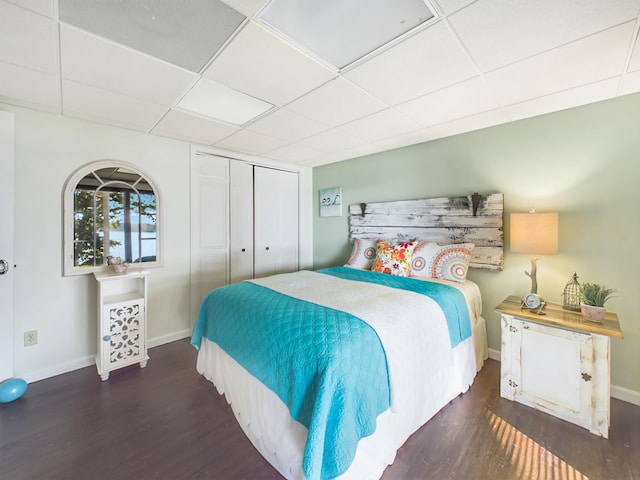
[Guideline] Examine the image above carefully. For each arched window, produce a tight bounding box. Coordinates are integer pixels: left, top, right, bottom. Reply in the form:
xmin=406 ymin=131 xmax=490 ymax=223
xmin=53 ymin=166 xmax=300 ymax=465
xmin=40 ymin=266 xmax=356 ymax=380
xmin=63 ymin=161 xmax=160 ymax=276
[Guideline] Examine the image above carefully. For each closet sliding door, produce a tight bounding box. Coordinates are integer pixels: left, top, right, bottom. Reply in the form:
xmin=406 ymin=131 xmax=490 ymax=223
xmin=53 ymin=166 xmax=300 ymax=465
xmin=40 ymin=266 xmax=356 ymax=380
xmin=229 ymin=161 xmax=254 ymax=283
xmin=253 ymin=166 xmax=298 ymax=279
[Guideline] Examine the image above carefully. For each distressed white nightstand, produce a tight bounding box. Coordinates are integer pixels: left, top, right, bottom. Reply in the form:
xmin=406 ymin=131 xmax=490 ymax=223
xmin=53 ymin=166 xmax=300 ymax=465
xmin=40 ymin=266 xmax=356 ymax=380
xmin=496 ymin=295 xmax=623 ymax=438
xmin=94 ymin=269 xmax=150 ymax=381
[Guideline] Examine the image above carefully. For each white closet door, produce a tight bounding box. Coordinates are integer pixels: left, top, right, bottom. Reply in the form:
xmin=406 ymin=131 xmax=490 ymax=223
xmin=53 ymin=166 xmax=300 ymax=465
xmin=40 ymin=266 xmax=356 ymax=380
xmin=254 ymin=166 xmax=299 ymax=279
xmin=190 ymin=154 xmax=229 ymax=325
xmin=229 ymin=161 xmax=254 ymax=283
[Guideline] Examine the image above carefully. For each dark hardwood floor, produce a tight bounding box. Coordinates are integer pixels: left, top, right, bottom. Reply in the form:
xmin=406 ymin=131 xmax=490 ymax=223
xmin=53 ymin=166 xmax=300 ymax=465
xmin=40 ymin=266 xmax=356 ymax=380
xmin=1 ymin=339 xmax=638 ymax=480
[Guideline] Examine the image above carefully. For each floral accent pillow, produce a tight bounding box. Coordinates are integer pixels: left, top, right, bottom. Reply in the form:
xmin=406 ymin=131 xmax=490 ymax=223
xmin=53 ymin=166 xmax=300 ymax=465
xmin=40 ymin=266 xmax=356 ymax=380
xmin=410 ymin=242 xmax=474 ymax=283
xmin=371 ymin=239 xmax=417 ymax=276
xmin=344 ymin=238 xmax=378 ymax=269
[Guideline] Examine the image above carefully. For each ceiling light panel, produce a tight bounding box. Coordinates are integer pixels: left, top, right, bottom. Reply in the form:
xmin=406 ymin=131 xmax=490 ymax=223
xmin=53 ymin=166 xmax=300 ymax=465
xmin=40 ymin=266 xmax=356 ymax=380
xmin=177 ymin=78 xmax=274 ymax=126
xmin=258 ymin=0 xmax=437 ymax=69
xmin=59 ymin=0 xmax=245 ymax=72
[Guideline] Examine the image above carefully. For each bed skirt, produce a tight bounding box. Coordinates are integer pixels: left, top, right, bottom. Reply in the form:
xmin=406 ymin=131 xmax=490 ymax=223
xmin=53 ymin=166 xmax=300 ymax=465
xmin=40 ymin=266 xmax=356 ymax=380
xmin=196 ymin=314 xmax=488 ymax=480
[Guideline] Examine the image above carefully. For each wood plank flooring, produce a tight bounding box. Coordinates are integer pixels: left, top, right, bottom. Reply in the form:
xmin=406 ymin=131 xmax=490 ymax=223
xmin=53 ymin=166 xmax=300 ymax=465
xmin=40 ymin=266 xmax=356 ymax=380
xmin=1 ymin=339 xmax=638 ymax=479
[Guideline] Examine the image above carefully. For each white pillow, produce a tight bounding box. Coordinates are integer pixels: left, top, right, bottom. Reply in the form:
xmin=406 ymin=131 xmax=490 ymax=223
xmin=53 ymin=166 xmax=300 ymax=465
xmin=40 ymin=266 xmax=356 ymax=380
xmin=344 ymin=238 xmax=377 ymax=269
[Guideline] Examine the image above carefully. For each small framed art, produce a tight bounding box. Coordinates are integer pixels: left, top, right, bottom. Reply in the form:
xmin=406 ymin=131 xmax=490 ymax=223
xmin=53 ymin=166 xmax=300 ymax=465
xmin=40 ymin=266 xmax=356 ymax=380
xmin=320 ymin=186 xmax=342 ymax=217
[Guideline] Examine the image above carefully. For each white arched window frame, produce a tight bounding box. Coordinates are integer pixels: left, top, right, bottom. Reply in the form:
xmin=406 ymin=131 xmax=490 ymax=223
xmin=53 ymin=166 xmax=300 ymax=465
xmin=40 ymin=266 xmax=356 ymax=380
xmin=63 ymin=160 xmax=161 ymax=276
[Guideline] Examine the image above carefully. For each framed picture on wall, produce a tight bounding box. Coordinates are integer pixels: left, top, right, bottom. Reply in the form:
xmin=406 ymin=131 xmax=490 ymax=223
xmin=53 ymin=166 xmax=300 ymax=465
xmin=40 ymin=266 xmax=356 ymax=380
xmin=320 ymin=187 xmax=342 ymax=217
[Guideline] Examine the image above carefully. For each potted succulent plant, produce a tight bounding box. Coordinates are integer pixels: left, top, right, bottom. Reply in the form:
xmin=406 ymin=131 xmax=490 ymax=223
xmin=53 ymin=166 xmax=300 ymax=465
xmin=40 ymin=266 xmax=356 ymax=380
xmin=580 ymin=283 xmax=615 ymax=322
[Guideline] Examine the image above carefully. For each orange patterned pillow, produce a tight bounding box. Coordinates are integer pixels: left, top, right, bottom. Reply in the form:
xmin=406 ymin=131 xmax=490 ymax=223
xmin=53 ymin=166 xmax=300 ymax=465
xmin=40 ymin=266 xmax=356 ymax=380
xmin=370 ymin=239 xmax=416 ymax=276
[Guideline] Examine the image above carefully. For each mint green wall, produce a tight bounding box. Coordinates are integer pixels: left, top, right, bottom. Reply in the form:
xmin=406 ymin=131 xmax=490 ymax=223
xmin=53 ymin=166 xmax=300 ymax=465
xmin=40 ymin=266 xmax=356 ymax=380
xmin=313 ymin=93 xmax=640 ymax=395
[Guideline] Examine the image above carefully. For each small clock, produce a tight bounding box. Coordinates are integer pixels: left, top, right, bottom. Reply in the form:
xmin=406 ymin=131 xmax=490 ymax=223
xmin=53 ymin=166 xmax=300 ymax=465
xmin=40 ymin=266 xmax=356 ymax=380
xmin=521 ymin=293 xmax=546 ymax=314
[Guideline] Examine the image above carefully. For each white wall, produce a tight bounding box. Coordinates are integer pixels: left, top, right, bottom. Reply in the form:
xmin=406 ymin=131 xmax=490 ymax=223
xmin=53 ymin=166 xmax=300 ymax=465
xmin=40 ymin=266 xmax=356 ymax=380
xmin=3 ymin=104 xmax=312 ymax=383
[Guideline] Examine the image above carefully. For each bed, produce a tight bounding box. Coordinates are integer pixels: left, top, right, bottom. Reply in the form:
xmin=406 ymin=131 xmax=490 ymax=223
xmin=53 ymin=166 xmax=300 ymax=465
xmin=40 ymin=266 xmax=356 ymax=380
xmin=191 ymin=193 xmax=503 ymax=480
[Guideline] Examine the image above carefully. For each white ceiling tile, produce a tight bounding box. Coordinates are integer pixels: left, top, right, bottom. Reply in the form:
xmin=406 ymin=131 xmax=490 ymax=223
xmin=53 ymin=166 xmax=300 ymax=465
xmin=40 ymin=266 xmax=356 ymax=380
xmin=285 ymin=77 xmax=387 ymax=126
xmin=62 ymin=80 xmax=168 ymax=131
xmin=59 ymin=0 xmax=245 ymax=72
xmin=215 ymin=129 xmax=289 ymax=154
xmin=431 ymin=0 xmax=475 ymax=15
xmin=0 ymin=61 xmax=60 ymax=112
xmin=344 ymin=21 xmax=478 ymax=105
xmin=297 ymin=128 xmax=366 ymax=152
xmin=267 ymin=142 xmax=323 ymax=163
xmin=396 ymin=77 xmax=501 ymax=127
xmin=60 ymin=26 xmax=197 ymax=106
xmin=220 ymin=0 xmax=267 ymax=17
xmin=504 ymin=78 xmax=620 ymax=122
xmin=203 ymin=21 xmax=335 ymax=106
xmin=428 ymin=108 xmax=511 ymax=139
xmin=375 ymin=128 xmax=439 ymax=150
xmin=619 ymin=70 xmax=640 ymax=96
xmin=247 ymin=108 xmax=329 ymax=141
xmin=339 ymin=108 xmax=422 ymax=142
xmin=177 ymin=78 xmax=273 ymax=125
xmin=449 ymin=0 xmax=640 ymax=72
xmin=152 ymin=109 xmax=239 ymax=145
xmin=486 ymin=23 xmax=635 ymax=107
xmin=0 ymin=1 xmax=57 ymax=74
xmin=629 ymin=34 xmax=640 ymax=72
xmin=5 ymin=0 xmax=53 ymax=17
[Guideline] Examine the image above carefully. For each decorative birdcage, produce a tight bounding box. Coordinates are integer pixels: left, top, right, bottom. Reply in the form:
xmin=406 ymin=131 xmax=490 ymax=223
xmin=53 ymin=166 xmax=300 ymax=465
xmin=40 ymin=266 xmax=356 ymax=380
xmin=562 ymin=272 xmax=582 ymax=311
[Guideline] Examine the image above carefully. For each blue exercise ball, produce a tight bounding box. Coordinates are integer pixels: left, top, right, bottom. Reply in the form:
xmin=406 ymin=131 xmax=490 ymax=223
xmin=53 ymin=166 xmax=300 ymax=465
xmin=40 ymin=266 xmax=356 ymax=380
xmin=0 ymin=378 xmax=28 ymax=403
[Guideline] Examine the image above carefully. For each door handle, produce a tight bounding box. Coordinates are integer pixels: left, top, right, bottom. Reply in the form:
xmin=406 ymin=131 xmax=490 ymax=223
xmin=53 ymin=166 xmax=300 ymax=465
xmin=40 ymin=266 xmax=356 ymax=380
xmin=0 ymin=259 xmax=8 ymax=275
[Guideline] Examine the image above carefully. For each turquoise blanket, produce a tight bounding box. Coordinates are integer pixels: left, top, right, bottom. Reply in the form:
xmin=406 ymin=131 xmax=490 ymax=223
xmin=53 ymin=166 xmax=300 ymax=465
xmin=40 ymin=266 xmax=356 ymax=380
xmin=317 ymin=267 xmax=471 ymax=348
xmin=191 ymin=280 xmax=390 ymax=480
xmin=191 ymin=268 xmax=471 ymax=480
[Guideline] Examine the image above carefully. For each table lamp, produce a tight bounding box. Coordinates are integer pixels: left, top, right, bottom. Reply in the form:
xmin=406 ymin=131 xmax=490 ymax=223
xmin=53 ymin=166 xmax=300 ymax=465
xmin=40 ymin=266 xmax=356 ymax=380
xmin=510 ymin=210 xmax=558 ymax=313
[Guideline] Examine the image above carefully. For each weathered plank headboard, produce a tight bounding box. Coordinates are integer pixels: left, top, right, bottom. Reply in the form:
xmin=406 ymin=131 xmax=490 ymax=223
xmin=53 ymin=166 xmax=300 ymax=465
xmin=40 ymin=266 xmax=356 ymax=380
xmin=348 ymin=192 xmax=504 ymax=271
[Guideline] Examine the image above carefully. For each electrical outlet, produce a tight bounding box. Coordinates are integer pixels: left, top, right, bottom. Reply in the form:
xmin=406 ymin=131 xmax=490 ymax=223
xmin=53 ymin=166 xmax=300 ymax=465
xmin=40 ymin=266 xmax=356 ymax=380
xmin=24 ymin=330 xmax=38 ymax=347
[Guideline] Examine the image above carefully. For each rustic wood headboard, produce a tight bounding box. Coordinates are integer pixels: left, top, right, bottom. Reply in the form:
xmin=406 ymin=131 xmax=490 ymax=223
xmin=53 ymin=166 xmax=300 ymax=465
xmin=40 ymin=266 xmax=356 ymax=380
xmin=348 ymin=193 xmax=504 ymax=271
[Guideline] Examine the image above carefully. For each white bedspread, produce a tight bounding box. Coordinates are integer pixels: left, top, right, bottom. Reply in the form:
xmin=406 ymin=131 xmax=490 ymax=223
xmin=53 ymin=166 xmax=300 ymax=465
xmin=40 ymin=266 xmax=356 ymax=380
xmin=250 ymin=270 xmax=453 ymax=411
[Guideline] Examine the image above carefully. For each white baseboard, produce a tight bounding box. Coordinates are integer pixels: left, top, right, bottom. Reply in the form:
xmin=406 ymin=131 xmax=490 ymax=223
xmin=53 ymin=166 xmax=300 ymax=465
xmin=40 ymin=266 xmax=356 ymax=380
xmin=20 ymin=329 xmax=192 ymax=384
xmin=147 ymin=329 xmax=191 ymax=349
xmin=487 ymin=347 xmax=640 ymax=406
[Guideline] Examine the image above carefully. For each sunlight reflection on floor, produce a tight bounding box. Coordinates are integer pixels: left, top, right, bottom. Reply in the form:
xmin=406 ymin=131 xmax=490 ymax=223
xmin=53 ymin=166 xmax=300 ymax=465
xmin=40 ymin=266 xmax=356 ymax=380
xmin=487 ymin=411 xmax=589 ymax=480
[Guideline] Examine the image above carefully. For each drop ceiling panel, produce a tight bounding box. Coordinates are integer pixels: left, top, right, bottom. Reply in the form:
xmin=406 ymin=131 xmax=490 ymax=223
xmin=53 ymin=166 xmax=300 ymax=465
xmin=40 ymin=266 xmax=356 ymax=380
xmin=60 ymin=26 xmax=197 ymax=106
xmin=5 ymin=0 xmax=53 ymax=17
xmin=177 ymin=78 xmax=274 ymax=125
xmin=344 ymin=21 xmax=478 ymax=105
xmin=427 ymin=108 xmax=510 ymax=139
xmin=258 ymin=0 xmax=436 ymax=69
xmin=267 ymin=142 xmax=322 ymax=163
xmin=396 ymin=77 xmax=502 ymax=127
xmin=285 ymin=78 xmax=387 ymax=126
xmin=620 ymin=71 xmax=640 ymax=95
xmin=247 ymin=108 xmax=329 ymax=142
xmin=222 ymin=0 xmax=267 ymax=17
xmin=62 ymin=80 xmax=168 ymax=131
xmin=340 ymin=108 xmax=422 ymax=142
xmin=151 ymin=109 xmax=239 ymax=145
xmin=203 ymin=21 xmax=335 ymax=106
xmin=629 ymin=36 xmax=640 ymax=72
xmin=504 ymin=78 xmax=620 ymax=122
xmin=0 ymin=1 xmax=57 ymax=74
xmin=432 ymin=0 xmax=475 ymax=15
xmin=486 ymin=23 xmax=634 ymax=107
xmin=58 ymin=0 xmax=245 ymax=72
xmin=375 ymin=128 xmax=438 ymax=151
xmin=216 ymin=129 xmax=289 ymax=155
xmin=0 ymin=62 xmax=60 ymax=112
xmin=449 ymin=0 xmax=640 ymax=72
xmin=297 ymin=128 xmax=366 ymax=153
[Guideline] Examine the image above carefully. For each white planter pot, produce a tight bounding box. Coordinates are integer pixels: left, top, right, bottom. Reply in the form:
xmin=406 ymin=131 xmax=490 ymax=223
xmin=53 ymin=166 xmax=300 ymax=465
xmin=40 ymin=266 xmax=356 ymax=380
xmin=581 ymin=303 xmax=606 ymax=322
